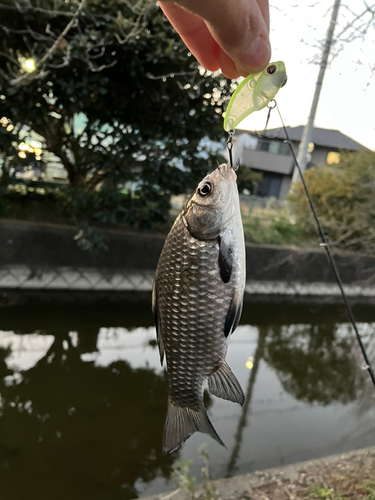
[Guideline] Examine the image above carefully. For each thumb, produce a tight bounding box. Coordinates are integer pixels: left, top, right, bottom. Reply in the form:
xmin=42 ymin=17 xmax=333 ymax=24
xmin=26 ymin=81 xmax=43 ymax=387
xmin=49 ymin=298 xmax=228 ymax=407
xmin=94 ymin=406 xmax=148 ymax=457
xmin=170 ymin=0 xmax=271 ymax=76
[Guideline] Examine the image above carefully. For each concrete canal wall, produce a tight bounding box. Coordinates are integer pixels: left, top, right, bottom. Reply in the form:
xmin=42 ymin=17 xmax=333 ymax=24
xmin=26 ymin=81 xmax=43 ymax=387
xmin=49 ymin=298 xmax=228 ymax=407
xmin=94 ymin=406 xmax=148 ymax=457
xmin=0 ymin=219 xmax=375 ymax=304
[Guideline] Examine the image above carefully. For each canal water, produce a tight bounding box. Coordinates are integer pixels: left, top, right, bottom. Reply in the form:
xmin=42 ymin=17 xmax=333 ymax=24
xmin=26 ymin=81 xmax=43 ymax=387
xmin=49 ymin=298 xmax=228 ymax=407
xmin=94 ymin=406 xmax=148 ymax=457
xmin=0 ymin=300 xmax=374 ymax=500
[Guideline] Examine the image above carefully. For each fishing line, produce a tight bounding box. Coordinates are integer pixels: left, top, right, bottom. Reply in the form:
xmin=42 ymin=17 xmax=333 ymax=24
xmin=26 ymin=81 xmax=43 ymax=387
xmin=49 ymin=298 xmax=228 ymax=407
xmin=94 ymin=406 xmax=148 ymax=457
xmin=275 ymin=102 xmax=375 ymax=390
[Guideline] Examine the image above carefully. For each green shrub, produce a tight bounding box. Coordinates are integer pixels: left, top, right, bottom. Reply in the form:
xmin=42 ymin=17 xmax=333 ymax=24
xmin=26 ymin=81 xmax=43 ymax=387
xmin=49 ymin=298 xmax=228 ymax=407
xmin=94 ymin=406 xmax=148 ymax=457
xmin=288 ymin=150 xmax=375 ymax=254
xmin=242 ymin=213 xmax=308 ymax=247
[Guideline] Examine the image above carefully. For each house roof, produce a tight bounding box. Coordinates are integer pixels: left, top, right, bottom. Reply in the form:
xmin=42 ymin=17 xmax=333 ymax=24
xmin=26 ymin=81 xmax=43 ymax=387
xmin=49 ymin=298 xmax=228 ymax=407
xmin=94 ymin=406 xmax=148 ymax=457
xmin=239 ymin=126 xmax=370 ymax=151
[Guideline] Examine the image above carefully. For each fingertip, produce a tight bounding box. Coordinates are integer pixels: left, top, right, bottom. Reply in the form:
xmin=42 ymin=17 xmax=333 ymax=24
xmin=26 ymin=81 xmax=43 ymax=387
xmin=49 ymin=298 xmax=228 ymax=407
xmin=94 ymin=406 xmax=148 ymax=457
xmin=237 ymin=36 xmax=271 ymax=76
xmin=219 ymin=50 xmax=242 ymax=80
xmin=199 ymin=59 xmax=221 ymax=73
xmin=199 ymin=40 xmax=221 ymax=73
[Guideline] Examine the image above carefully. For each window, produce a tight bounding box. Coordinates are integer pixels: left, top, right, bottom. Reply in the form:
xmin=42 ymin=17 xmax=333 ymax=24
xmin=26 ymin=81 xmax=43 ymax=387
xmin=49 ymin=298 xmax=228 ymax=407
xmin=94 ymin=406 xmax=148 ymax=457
xmin=256 ymin=139 xmax=290 ymax=156
xmin=268 ymin=141 xmax=280 ymax=154
xmin=257 ymin=172 xmax=283 ymax=198
xmin=327 ymin=151 xmax=341 ymax=164
xmin=259 ymin=140 xmax=269 ymax=152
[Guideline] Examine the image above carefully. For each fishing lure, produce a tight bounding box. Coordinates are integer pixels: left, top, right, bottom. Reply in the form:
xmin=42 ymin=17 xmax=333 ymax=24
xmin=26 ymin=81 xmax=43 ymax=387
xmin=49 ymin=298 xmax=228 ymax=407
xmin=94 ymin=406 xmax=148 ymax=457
xmin=223 ymin=61 xmax=287 ymax=132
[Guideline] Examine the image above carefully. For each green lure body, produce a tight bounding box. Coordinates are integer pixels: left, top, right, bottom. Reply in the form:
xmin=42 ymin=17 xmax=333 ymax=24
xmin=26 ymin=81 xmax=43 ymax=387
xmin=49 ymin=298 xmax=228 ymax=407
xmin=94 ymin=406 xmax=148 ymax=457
xmin=223 ymin=61 xmax=287 ymax=131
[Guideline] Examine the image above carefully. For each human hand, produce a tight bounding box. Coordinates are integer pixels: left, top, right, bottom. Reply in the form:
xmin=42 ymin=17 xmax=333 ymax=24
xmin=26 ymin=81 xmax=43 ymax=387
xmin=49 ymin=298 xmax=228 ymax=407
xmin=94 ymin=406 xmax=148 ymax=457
xmin=159 ymin=0 xmax=271 ymax=79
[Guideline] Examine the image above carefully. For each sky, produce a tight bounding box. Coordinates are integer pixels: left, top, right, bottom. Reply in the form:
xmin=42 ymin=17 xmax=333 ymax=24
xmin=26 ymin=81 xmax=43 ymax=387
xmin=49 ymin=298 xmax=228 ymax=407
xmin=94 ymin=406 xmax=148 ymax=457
xmin=239 ymin=0 xmax=375 ymax=151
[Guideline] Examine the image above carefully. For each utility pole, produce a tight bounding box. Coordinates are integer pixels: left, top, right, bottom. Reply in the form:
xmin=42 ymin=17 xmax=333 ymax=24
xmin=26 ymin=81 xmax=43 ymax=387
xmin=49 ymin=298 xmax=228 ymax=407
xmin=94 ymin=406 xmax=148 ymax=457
xmin=292 ymin=0 xmax=341 ymax=183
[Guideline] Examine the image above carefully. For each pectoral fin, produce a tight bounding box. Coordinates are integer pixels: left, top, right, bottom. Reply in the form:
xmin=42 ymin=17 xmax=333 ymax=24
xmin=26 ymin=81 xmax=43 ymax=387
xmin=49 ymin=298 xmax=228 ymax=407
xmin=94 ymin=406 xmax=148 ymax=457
xmin=224 ymin=290 xmax=243 ymax=338
xmin=152 ymin=282 xmax=165 ymax=366
xmin=218 ymin=233 xmax=233 ymax=284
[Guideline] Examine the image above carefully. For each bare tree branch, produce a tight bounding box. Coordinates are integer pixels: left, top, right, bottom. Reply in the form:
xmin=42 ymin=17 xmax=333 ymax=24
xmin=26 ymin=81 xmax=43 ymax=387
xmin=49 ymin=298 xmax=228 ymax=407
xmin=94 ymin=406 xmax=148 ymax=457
xmin=113 ymin=0 xmax=151 ymax=44
xmin=0 ymin=50 xmax=19 ymax=66
xmin=147 ymin=70 xmax=197 ymax=80
xmin=0 ymin=3 xmax=78 ymax=17
xmin=1 ymin=0 xmax=155 ymax=86
xmin=335 ymin=2 xmax=375 ymax=41
xmin=86 ymin=58 xmax=117 ymax=73
xmin=10 ymin=0 xmax=85 ymax=86
xmin=48 ymin=45 xmax=71 ymax=68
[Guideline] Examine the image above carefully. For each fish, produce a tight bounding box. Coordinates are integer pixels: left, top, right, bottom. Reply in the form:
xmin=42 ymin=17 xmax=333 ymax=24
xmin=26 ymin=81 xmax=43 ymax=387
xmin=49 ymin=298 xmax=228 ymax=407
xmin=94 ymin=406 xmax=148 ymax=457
xmin=152 ymin=163 xmax=246 ymax=454
xmin=223 ymin=61 xmax=287 ymax=132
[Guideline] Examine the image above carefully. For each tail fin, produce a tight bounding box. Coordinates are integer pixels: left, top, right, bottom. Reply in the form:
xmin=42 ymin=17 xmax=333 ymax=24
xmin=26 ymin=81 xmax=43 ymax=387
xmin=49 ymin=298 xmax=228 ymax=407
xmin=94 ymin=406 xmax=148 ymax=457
xmin=163 ymin=399 xmax=225 ymax=454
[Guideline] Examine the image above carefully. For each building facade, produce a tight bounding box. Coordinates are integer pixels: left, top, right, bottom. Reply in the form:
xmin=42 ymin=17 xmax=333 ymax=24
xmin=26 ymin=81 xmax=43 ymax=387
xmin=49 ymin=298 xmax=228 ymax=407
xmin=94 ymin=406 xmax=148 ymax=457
xmin=231 ymin=126 xmax=370 ymax=198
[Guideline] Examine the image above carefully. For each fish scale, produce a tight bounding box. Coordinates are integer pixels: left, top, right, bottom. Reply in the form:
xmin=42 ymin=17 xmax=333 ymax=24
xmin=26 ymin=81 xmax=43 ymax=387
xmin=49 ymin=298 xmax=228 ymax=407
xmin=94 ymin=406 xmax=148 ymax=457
xmin=153 ymin=163 xmax=246 ymax=453
xmin=158 ymin=217 xmax=229 ymax=406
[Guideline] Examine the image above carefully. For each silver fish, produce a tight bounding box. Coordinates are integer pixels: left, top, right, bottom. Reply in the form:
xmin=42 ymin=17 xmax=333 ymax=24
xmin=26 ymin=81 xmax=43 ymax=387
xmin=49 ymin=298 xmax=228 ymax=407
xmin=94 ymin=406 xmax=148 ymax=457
xmin=152 ymin=163 xmax=246 ymax=454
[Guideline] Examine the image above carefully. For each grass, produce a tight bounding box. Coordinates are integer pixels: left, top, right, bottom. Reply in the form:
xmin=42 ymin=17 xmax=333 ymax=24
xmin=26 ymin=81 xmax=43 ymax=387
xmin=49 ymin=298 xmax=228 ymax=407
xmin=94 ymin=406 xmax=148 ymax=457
xmin=169 ymin=447 xmax=375 ymax=500
xmin=364 ymin=482 xmax=375 ymax=500
xmin=242 ymin=214 xmax=308 ymax=246
xmin=240 ymin=196 xmax=313 ymax=247
xmin=307 ymin=482 xmax=375 ymax=500
xmin=171 ymin=444 xmax=217 ymax=500
xmin=307 ymin=483 xmax=349 ymax=499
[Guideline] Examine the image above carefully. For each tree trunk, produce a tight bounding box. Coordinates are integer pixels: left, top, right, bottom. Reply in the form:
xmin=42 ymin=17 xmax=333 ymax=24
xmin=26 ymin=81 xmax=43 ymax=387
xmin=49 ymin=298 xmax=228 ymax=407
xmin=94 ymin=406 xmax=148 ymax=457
xmin=35 ymin=122 xmax=79 ymax=188
xmin=46 ymin=142 xmax=78 ymax=187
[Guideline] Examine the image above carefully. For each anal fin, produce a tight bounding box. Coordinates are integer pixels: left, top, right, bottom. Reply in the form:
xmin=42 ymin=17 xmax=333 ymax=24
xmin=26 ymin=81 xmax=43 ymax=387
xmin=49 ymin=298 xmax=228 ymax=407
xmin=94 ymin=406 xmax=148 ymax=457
xmin=208 ymin=362 xmax=245 ymax=406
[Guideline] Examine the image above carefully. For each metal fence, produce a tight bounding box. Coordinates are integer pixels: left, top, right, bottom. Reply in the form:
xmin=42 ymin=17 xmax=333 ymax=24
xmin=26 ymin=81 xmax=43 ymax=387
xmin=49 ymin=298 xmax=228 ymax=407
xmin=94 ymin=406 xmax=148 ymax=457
xmin=1 ymin=264 xmax=375 ymax=300
xmin=0 ymin=265 xmax=154 ymax=291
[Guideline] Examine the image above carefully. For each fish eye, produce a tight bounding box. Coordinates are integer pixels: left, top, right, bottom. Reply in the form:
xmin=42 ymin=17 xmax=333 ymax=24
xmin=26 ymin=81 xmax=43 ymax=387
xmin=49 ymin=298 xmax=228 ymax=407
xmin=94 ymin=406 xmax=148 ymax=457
xmin=198 ymin=182 xmax=212 ymax=197
xmin=267 ymin=64 xmax=276 ymax=75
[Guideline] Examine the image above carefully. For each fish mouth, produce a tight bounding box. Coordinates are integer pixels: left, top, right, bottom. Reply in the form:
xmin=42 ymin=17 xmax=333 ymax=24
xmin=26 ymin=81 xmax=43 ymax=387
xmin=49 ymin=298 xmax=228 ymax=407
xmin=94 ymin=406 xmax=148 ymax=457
xmin=217 ymin=163 xmax=237 ymax=179
xmin=216 ymin=163 xmax=240 ymax=226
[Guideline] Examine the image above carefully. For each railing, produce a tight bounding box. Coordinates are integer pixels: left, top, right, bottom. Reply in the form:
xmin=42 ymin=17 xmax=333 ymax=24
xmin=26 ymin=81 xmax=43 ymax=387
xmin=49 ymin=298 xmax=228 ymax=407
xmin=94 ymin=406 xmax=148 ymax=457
xmin=0 ymin=265 xmax=154 ymax=291
xmin=1 ymin=264 xmax=375 ymax=302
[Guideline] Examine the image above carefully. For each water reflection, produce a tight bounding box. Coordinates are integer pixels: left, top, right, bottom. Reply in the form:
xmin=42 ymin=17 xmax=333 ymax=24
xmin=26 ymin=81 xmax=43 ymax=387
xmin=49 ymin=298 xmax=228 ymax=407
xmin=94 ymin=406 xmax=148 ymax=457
xmin=226 ymin=326 xmax=266 ymax=478
xmin=264 ymin=323 xmax=358 ymax=405
xmin=224 ymin=322 xmax=372 ymax=477
xmin=0 ymin=303 xmax=374 ymax=499
xmin=0 ymin=329 xmax=173 ymax=500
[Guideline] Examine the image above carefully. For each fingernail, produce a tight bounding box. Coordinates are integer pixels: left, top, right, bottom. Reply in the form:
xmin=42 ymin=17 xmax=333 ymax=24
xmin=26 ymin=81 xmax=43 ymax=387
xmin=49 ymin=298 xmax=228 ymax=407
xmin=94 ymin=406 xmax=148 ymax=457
xmin=239 ymin=36 xmax=271 ymax=75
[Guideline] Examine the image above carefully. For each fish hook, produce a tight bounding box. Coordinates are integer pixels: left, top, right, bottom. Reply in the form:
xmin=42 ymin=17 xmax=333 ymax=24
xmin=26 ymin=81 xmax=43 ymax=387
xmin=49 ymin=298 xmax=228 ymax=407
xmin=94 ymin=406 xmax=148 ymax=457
xmin=226 ymin=129 xmax=237 ymax=170
xmin=256 ymin=99 xmax=280 ymax=139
